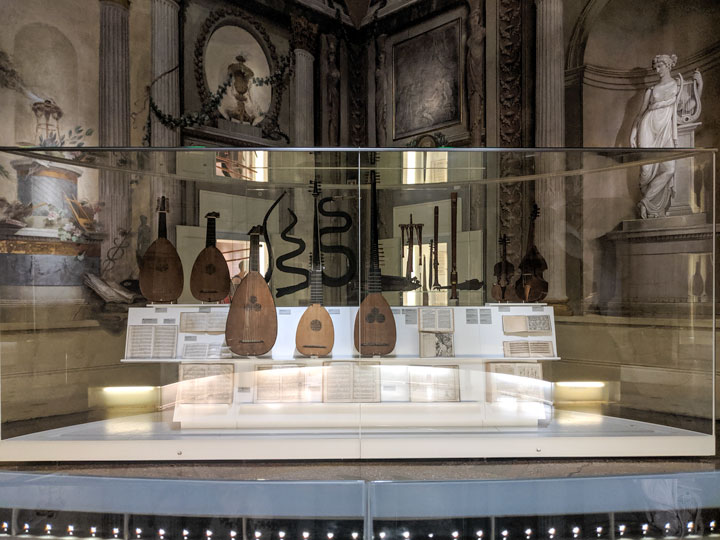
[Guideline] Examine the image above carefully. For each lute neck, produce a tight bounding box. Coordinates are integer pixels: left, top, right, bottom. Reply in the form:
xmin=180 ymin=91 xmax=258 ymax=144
xmin=368 ymin=173 xmax=382 ymax=294
xmin=310 ymin=184 xmax=323 ymax=305
xmin=158 ymin=212 xmax=167 ymax=239
xmin=205 ymin=214 xmax=217 ymax=248
xmin=249 ymin=233 xmax=260 ymax=272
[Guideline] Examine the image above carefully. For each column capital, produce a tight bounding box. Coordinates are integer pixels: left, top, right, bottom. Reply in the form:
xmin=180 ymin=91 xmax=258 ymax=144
xmin=100 ymin=0 xmax=130 ymax=9
xmin=291 ymin=15 xmax=319 ymax=54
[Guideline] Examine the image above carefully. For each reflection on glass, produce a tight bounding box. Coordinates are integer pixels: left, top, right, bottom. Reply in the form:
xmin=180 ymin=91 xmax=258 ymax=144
xmin=215 ymin=150 xmax=268 ymax=181
xmin=402 ymin=151 xmax=448 ymax=184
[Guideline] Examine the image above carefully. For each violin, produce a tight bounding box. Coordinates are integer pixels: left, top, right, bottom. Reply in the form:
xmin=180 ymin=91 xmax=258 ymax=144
xmin=491 ymin=234 xmax=519 ymax=302
xmin=514 ymin=204 xmax=548 ymax=302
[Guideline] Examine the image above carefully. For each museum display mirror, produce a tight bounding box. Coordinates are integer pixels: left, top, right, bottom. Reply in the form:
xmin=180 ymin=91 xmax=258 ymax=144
xmin=0 ymin=147 xmax=714 ymax=460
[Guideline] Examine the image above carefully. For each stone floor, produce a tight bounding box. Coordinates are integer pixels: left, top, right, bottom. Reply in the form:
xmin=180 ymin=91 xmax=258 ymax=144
xmin=0 ymin=455 xmax=718 ymax=482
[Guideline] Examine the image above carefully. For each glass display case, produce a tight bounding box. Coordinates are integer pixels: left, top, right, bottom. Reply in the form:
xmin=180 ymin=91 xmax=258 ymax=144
xmin=0 ymin=147 xmax=714 ymax=460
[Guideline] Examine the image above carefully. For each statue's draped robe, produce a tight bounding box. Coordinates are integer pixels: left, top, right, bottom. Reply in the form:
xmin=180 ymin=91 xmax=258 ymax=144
xmin=637 ymin=80 xmax=679 ymax=218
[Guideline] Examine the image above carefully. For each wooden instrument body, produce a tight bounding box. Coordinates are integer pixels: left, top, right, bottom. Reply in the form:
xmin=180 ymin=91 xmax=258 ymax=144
xmin=225 ymin=226 xmax=278 ymax=356
xmin=353 ymin=292 xmax=396 ymax=356
xmin=296 ymin=303 xmax=335 ymax=357
xmin=191 ymin=212 xmax=231 ymax=302
xmin=190 ymin=245 xmax=231 ymax=302
xmin=140 ymin=238 xmax=184 ymax=302
xmin=225 ymin=271 xmax=278 ymax=356
xmin=353 ymin=173 xmax=397 ymax=356
xmin=139 ymin=197 xmax=184 ymax=303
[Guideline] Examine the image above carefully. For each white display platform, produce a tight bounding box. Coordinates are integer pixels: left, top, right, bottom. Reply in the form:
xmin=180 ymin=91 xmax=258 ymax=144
xmin=119 ymin=303 xmax=558 ymax=431
xmin=2 ymin=410 xmax=713 ymax=461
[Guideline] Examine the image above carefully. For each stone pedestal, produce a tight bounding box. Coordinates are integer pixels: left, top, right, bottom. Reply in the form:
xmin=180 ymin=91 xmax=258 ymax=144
xmin=602 ymin=213 xmax=712 ymax=317
xmin=13 ymin=161 xmax=80 ymax=221
xmin=667 ymin=122 xmax=701 ymax=217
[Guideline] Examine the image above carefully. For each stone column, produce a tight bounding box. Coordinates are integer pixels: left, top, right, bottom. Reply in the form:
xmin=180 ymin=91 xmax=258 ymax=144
xmin=99 ymin=0 xmax=134 ymax=281
xmin=150 ymin=0 xmax=182 ymax=242
xmin=291 ymin=16 xmax=318 ymax=147
xmin=534 ymin=0 xmax=568 ymax=311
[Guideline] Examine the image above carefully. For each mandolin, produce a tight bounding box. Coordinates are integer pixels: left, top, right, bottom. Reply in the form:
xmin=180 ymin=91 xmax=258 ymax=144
xmin=514 ymin=204 xmax=548 ymax=302
xmin=296 ymin=179 xmax=335 ymax=357
xmin=139 ymin=196 xmax=184 ymax=303
xmin=225 ymin=225 xmax=278 ymax=356
xmin=353 ymin=172 xmax=397 ymax=356
xmin=491 ymin=234 xmax=520 ymax=302
xmin=190 ymin=212 xmax=231 ymax=302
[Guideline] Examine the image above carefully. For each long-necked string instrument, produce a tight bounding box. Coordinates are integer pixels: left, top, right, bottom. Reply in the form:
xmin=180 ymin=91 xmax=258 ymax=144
xmin=353 ymin=171 xmax=397 ymax=356
xmin=225 ymin=225 xmax=278 ymax=356
xmin=139 ymin=196 xmax=184 ymax=303
xmin=296 ymin=178 xmax=335 ymax=357
xmin=514 ymin=204 xmax=548 ymax=302
xmin=190 ymin=212 xmax=231 ymax=302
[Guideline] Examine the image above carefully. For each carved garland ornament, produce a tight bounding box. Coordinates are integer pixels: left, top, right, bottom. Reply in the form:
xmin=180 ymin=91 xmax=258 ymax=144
xmin=290 ymin=15 xmax=319 ymax=53
xmin=193 ymin=7 xmax=290 ymax=142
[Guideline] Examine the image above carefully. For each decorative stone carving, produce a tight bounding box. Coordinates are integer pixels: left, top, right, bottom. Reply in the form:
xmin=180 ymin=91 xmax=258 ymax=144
xmin=375 ymin=34 xmax=388 ymax=147
xmin=325 ymin=34 xmax=341 ymax=147
xmin=497 ymin=0 xmax=524 ymax=264
xmin=348 ymin=41 xmax=367 ymax=147
xmin=677 ymin=69 xmax=703 ymax=124
xmin=226 ymin=54 xmax=256 ymax=124
xmin=630 ymin=54 xmax=681 ymax=219
xmin=466 ymin=0 xmax=485 ymax=147
xmin=291 ymin=15 xmax=318 ymax=53
xmin=194 ymin=7 xmax=289 ymax=142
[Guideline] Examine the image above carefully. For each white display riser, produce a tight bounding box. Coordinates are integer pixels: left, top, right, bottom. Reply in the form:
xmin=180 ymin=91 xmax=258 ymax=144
xmin=174 ymin=401 xmax=547 ymax=429
xmin=122 ymin=303 xmax=558 ymax=363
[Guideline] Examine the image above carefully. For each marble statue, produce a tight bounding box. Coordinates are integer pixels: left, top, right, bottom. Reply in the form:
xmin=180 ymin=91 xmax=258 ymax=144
xmin=227 ymin=54 xmax=255 ymax=124
xmin=630 ymin=54 xmax=681 ymax=219
xmin=466 ymin=0 xmax=486 ymax=146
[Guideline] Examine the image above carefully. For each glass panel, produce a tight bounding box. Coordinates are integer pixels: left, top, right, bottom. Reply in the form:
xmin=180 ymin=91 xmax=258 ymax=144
xmin=0 ymin=147 xmax=714 ymax=460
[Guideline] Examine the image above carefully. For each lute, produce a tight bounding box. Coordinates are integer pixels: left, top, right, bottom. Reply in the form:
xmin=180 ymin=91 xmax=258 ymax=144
xmin=353 ymin=172 xmax=397 ymax=356
xmin=190 ymin=212 xmax=231 ymax=302
xmin=225 ymin=225 xmax=278 ymax=356
xmin=139 ymin=196 xmax=184 ymax=303
xmin=296 ymin=178 xmax=335 ymax=357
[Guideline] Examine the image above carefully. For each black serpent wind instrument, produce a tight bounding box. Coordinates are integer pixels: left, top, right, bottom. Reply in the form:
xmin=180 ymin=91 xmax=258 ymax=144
xmin=276 ymin=208 xmax=310 ymax=298
xmin=262 ymin=191 xmax=287 ymax=284
xmin=318 ymin=196 xmax=356 ymax=288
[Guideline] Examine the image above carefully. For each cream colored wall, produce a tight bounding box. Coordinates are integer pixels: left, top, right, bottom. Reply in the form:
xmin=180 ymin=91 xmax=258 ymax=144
xmin=0 ymin=0 xmax=157 ymax=427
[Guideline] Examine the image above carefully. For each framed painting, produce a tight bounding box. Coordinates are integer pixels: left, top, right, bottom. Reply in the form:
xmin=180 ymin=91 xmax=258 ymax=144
xmin=391 ymin=17 xmax=464 ymax=141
